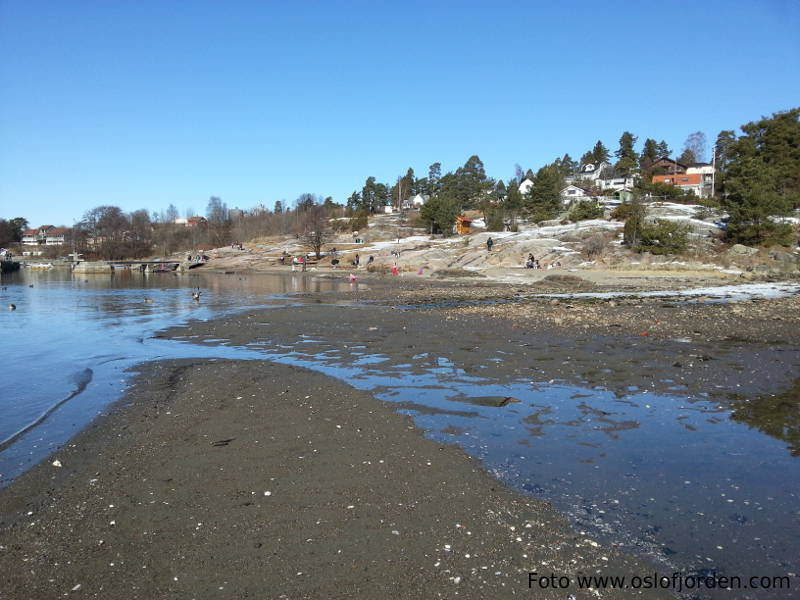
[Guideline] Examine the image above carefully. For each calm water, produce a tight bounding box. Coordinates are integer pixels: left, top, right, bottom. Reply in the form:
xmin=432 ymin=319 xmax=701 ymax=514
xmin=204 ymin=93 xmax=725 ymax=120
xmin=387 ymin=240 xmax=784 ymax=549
xmin=1 ymin=268 xmax=798 ymax=598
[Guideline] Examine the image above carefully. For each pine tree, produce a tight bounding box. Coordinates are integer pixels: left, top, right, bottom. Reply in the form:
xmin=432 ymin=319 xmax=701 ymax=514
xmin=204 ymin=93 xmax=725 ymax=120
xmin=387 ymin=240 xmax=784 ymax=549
xmin=639 ymin=138 xmax=659 ymax=169
xmin=428 ymin=162 xmax=442 ymax=196
xmin=615 ymin=131 xmax=638 ymax=175
xmin=591 ymin=140 xmax=610 ymax=163
xmin=723 ymin=107 xmax=799 ymax=244
xmin=525 ymin=163 xmax=563 ymax=221
xmin=655 ymin=140 xmax=671 ymax=158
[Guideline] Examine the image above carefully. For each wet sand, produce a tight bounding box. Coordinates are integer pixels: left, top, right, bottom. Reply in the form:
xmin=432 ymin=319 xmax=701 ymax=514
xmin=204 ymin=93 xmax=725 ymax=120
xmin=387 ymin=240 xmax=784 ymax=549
xmin=2 ymin=274 xmax=798 ymax=599
xmin=0 ymin=360 xmax=671 ymax=599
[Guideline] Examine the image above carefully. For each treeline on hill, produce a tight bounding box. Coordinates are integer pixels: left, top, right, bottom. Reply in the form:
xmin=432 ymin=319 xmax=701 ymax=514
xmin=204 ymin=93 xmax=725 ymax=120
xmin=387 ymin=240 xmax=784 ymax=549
xmin=2 ymin=108 xmax=796 ymax=259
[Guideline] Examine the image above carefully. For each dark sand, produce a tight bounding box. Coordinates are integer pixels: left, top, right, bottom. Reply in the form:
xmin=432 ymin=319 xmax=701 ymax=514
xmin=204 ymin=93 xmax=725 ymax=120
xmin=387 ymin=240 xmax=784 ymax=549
xmin=0 ymin=360 xmax=671 ymax=599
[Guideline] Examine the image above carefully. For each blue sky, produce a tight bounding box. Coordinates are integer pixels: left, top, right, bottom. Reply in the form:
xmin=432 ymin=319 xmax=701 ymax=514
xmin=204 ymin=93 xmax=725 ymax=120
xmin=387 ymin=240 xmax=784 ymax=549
xmin=1 ymin=0 xmax=799 ymax=227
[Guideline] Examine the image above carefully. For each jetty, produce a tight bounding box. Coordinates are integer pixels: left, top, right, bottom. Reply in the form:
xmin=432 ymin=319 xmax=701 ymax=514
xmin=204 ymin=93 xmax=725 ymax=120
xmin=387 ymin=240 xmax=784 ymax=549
xmin=72 ymin=259 xmax=205 ymax=274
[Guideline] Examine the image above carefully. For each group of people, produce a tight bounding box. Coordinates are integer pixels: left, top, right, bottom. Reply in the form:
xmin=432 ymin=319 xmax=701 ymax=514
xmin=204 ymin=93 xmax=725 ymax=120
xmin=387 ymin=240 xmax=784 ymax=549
xmin=524 ymin=253 xmax=562 ymax=270
xmin=525 ymin=254 xmax=539 ymax=269
xmin=230 ymin=241 xmax=244 ymax=250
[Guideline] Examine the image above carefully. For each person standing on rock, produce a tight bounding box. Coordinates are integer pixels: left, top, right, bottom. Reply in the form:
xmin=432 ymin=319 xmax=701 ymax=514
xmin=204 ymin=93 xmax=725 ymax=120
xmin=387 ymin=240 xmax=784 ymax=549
xmin=487 ymin=237 xmax=494 ymax=252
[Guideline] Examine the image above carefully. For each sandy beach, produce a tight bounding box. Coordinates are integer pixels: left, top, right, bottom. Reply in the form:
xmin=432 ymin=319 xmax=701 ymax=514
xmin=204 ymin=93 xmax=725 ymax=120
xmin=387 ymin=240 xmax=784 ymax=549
xmin=0 ymin=358 xmax=672 ymax=599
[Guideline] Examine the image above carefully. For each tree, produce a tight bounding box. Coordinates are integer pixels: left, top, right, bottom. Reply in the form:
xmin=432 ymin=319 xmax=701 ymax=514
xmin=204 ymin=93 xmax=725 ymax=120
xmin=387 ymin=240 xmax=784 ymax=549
xmin=299 ymin=205 xmax=332 ymax=258
xmin=683 ymin=131 xmax=707 ymax=163
xmin=713 ymin=130 xmax=737 ymax=196
xmin=591 ymin=140 xmax=610 ymax=163
xmin=361 ymin=177 xmax=387 ymax=213
xmin=723 ymin=107 xmax=799 ymax=245
xmin=78 ymin=205 xmax=131 ymax=260
xmin=621 ymin=197 xmax=647 ymax=248
xmin=10 ymin=217 xmax=28 ymax=241
xmin=441 ymin=155 xmax=491 ymax=210
xmin=165 ymin=204 xmax=179 ymax=223
xmin=525 ymin=163 xmax=563 ymax=221
xmin=615 ymin=131 xmax=638 ymax=175
xmin=677 ymin=148 xmax=696 ymax=165
xmin=274 ymin=200 xmax=284 ymax=214
xmin=639 ymin=138 xmax=659 ymax=170
xmin=714 ymin=130 xmax=737 ymax=172
xmin=556 ymin=153 xmax=580 ymax=177
xmin=345 ymin=191 xmax=362 ymax=212
xmin=419 ymin=193 xmax=460 ymax=235
xmin=206 ymin=196 xmax=228 ymax=224
xmin=636 ymin=219 xmax=690 ymax=255
xmin=427 ymin=162 xmax=442 ymax=196
xmin=295 ymin=193 xmax=316 ymax=212
xmin=0 ymin=220 xmax=14 ymax=246
xmin=655 ymin=140 xmax=671 ymax=158
xmin=569 ymin=200 xmax=604 ymax=222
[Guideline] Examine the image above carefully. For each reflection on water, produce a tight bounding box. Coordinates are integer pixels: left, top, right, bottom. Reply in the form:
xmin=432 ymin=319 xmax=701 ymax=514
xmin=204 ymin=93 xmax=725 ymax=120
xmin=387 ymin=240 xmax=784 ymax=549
xmin=1 ymin=268 xmax=799 ymax=599
xmin=731 ymin=380 xmax=800 ymax=457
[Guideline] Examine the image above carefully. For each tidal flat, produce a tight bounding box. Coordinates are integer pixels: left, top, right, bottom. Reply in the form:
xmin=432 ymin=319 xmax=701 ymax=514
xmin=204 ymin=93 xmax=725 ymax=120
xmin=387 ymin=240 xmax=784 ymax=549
xmin=1 ymin=271 xmax=798 ymax=598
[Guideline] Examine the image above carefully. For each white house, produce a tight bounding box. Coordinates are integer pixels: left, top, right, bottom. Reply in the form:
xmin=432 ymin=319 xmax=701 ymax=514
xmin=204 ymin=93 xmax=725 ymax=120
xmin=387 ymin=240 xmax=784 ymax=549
xmin=686 ymin=163 xmax=714 ymax=175
xmin=21 ymin=225 xmax=70 ymax=246
xmin=560 ymin=184 xmax=591 ymax=203
xmin=518 ymin=178 xmax=534 ymax=196
xmin=597 ymin=175 xmax=637 ymax=193
xmin=402 ymin=193 xmax=429 ymax=209
xmin=566 ymin=161 xmax=612 ymax=184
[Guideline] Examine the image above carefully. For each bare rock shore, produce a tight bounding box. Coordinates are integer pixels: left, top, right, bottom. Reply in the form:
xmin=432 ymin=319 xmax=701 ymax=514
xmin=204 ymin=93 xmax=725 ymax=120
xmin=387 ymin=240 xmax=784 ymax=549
xmin=0 ymin=360 xmax=672 ymax=599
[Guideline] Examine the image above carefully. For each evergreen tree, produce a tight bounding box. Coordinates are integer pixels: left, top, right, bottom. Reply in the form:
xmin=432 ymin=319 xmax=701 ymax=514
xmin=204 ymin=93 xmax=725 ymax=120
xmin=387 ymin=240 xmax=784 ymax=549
xmin=639 ymin=138 xmax=659 ymax=169
xmin=345 ymin=192 xmax=361 ymax=212
xmin=560 ymin=153 xmax=578 ymax=176
xmin=713 ymin=130 xmax=737 ymax=195
xmin=419 ymin=193 xmax=460 ymax=235
xmin=615 ymin=131 xmax=638 ymax=175
xmin=579 ymin=151 xmax=594 ymax=166
xmin=591 ymin=140 xmax=610 ymax=163
xmin=677 ymin=148 xmax=696 ymax=165
xmin=361 ymin=177 xmax=384 ymax=213
xmin=427 ymin=162 xmax=442 ymax=196
xmin=723 ymin=107 xmax=799 ymax=244
xmin=655 ymin=140 xmax=671 ymax=158
xmin=714 ymin=130 xmax=737 ymax=172
xmin=446 ymin=155 xmax=491 ymax=209
xmin=525 ymin=163 xmax=563 ymax=221
xmin=274 ymin=200 xmax=284 ymax=214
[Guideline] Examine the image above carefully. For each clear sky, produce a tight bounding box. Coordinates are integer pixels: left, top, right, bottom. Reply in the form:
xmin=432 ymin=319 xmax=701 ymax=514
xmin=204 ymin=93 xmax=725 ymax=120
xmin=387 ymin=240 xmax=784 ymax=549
xmin=1 ymin=0 xmax=799 ymax=227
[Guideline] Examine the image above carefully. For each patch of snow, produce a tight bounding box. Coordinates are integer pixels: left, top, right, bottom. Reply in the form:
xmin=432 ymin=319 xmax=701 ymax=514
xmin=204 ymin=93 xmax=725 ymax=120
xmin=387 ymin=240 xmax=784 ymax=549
xmin=534 ymin=282 xmax=800 ymax=302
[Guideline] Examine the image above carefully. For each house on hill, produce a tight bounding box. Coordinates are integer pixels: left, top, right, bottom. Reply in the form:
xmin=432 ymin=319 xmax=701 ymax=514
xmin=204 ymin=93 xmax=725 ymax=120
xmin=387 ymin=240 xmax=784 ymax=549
xmin=21 ymin=225 xmax=70 ymax=246
xmin=518 ymin=178 xmax=535 ymax=196
xmin=567 ymin=161 xmax=613 ymax=184
xmin=403 ymin=194 xmax=431 ymax=209
xmin=649 ymin=157 xmax=687 ymax=175
xmin=560 ymin=184 xmax=592 ymax=204
xmin=652 ymin=173 xmax=709 ymax=197
xmin=651 ymin=160 xmax=714 ymax=197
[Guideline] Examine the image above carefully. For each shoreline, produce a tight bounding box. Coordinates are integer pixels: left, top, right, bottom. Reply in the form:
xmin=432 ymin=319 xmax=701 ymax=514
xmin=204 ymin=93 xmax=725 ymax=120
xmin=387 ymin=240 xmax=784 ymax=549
xmin=0 ymin=359 xmax=673 ymax=599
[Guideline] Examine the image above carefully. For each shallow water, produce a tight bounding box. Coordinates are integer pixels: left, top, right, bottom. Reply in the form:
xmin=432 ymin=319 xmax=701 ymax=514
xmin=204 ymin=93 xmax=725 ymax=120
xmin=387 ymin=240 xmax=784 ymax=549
xmin=1 ymin=269 xmax=798 ymax=599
